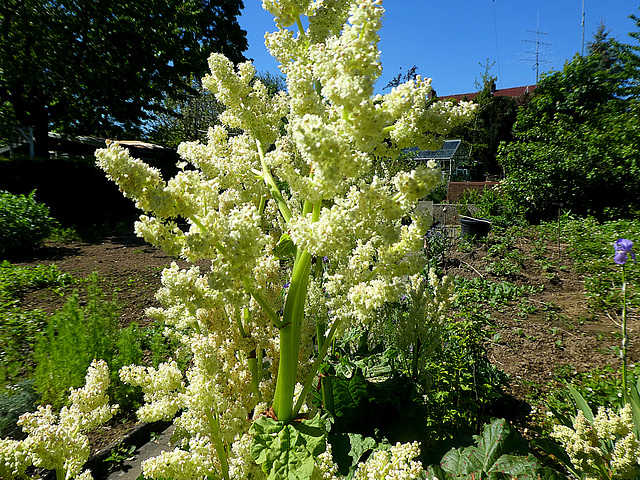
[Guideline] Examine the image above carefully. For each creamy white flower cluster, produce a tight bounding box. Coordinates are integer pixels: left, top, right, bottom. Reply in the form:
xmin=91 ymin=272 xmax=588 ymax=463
xmin=552 ymin=404 xmax=640 ymax=480
xmin=203 ymin=57 xmax=288 ymax=146
xmin=260 ymin=0 xmax=474 ymax=204
xmin=0 ymin=360 xmax=117 ymax=480
xmin=353 ymin=441 xmax=424 ymax=480
xmin=0 ymin=438 xmax=30 ymax=479
xmin=310 ymin=442 xmax=340 ymax=480
xmin=120 ymin=361 xmax=184 ymax=422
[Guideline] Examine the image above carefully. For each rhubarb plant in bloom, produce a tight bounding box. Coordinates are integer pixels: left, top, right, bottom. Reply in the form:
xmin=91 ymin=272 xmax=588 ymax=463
xmin=95 ymin=1 xmax=474 ymax=478
xmin=0 ymin=360 xmax=118 ymax=480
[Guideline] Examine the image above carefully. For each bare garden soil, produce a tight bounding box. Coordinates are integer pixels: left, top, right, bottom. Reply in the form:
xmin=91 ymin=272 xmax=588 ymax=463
xmin=7 ymin=228 xmax=639 ymax=471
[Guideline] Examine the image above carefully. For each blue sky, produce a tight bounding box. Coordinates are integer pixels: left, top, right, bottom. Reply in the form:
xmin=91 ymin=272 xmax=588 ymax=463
xmin=238 ymin=1 xmax=640 ymax=96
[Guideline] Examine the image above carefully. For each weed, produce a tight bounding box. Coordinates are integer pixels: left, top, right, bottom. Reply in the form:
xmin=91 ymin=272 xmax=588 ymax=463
xmin=104 ymin=443 xmax=137 ymax=472
xmin=0 ymin=262 xmax=76 ymax=387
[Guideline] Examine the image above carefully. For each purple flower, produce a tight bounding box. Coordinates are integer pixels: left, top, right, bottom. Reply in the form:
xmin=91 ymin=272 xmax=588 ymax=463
xmin=614 ymin=238 xmax=636 ymax=265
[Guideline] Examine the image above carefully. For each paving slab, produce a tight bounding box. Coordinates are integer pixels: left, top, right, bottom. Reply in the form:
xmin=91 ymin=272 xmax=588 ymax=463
xmin=47 ymin=420 xmax=174 ymax=480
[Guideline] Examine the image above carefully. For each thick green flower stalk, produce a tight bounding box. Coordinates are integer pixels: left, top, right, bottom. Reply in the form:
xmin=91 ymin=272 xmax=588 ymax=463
xmin=95 ymin=1 xmax=474 ymax=478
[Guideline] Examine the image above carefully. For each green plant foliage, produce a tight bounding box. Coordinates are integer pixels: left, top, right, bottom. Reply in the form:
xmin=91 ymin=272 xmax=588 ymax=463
xmin=562 ymin=217 xmax=639 ymax=311
xmin=0 ymin=261 xmax=75 ymax=386
xmin=0 ymin=0 xmax=247 ymax=156
xmin=427 ymin=418 xmax=567 ymax=479
xmin=452 ymin=277 xmax=537 ymax=311
xmin=331 ymin=368 xmax=369 ymax=420
xmin=250 ymin=413 xmax=328 ymax=480
xmin=449 ymin=72 xmax=522 ymax=178
xmin=497 ymin=48 xmax=640 ymax=221
xmin=0 ymin=261 xmax=75 ymax=297
xmin=0 ymin=307 xmax=46 ymax=386
xmin=425 ymin=224 xmax=456 ymax=273
xmin=0 ymin=378 xmax=40 ymax=440
xmin=458 ymin=188 xmax=527 ymax=232
xmin=104 ymin=443 xmax=137 ymax=472
xmin=47 ymin=225 xmax=83 ymax=243
xmin=423 ymin=316 xmax=509 ymax=436
xmin=33 ymin=273 xmax=143 ymax=410
xmin=540 ymin=364 xmax=640 ymax=432
xmin=539 ymin=381 xmax=640 ymax=480
xmin=328 ymin=432 xmax=378 ymax=478
xmin=0 ymin=190 xmax=54 ymax=254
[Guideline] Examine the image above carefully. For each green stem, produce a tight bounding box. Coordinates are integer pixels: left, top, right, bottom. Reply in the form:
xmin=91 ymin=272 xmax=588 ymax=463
xmin=622 ymin=265 xmax=629 ymax=403
xmin=293 ymin=317 xmax=343 ymax=419
xmin=313 ymin=255 xmax=334 ymax=413
xmin=248 ymin=349 xmax=261 ymax=400
xmin=205 ymin=408 xmax=230 ymax=480
xmin=189 ymin=214 xmax=207 ymax=232
xmin=316 ymin=318 xmax=335 ymax=414
xmin=256 ymin=138 xmax=292 ymax=222
xmin=56 ymin=469 xmax=64 ymax=480
xmin=236 ymin=306 xmax=261 ymax=399
xmin=272 ymin=201 xmax=319 ymax=422
xmin=235 ymin=305 xmax=247 ymax=338
xmin=296 ymin=16 xmax=305 ymax=36
xmin=273 ymin=249 xmax=312 ymax=422
xmin=243 ymin=280 xmax=283 ymax=328
xmin=411 ymin=338 xmax=421 ymax=380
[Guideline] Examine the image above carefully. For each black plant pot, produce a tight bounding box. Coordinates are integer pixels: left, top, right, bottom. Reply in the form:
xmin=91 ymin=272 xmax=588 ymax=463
xmin=459 ymin=215 xmax=492 ymax=240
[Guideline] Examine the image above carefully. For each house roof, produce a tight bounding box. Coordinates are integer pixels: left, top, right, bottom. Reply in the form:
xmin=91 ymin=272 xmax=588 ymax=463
xmin=406 ymin=139 xmax=463 ymax=161
xmin=438 ymin=85 xmax=537 ymax=102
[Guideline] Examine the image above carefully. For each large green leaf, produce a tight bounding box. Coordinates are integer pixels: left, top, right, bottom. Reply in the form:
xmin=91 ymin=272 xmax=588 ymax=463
xmin=250 ymin=413 xmax=328 ymax=480
xmin=490 ymin=453 xmax=547 ymax=477
xmin=438 ymin=419 xmax=566 ymax=479
xmin=329 ymin=432 xmax=378 ymax=478
xmin=440 ymin=445 xmax=483 ymax=477
xmin=275 ymin=233 xmax=296 ymax=257
xmin=332 ymin=367 xmax=369 ymax=418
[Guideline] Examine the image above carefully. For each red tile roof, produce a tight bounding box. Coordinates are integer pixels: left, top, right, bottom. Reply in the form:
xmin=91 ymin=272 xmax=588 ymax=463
xmin=439 ymin=85 xmax=537 ymax=102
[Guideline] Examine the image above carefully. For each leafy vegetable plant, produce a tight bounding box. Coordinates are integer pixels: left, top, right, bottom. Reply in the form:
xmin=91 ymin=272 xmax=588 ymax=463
xmin=428 ymin=418 xmax=566 ymax=480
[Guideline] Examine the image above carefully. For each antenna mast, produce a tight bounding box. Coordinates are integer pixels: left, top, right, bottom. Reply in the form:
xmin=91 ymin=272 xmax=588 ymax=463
xmin=581 ymin=0 xmax=586 ymax=56
xmin=523 ymin=13 xmax=551 ymax=83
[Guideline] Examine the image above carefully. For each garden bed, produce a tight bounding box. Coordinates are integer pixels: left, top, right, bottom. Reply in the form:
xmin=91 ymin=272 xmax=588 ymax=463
xmin=2 ymin=223 xmax=638 ymax=476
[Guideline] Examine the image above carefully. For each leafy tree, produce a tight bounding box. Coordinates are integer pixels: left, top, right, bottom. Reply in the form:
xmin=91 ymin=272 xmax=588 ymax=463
xmin=623 ymin=7 xmax=640 ymax=96
xmin=146 ymin=77 xmax=226 ymax=149
xmin=449 ymin=75 xmax=520 ymax=178
xmin=497 ymin=46 xmax=640 ymax=221
xmin=0 ymin=0 xmax=247 ymax=157
xmin=383 ymin=65 xmax=419 ymax=90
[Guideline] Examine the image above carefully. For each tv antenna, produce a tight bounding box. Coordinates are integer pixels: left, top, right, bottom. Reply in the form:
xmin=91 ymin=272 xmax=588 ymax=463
xmin=581 ymin=0 xmax=586 ymax=56
xmin=522 ymin=13 xmax=552 ymax=83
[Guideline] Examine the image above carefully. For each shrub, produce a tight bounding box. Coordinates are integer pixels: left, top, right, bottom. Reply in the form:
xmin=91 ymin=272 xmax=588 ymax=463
xmin=0 ymin=190 xmax=54 ymax=254
xmin=0 ymin=379 xmax=39 ymax=440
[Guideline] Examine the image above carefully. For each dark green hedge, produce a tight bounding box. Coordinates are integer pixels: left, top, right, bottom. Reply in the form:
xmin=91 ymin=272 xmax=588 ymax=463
xmin=0 ymin=156 xmax=139 ymax=230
